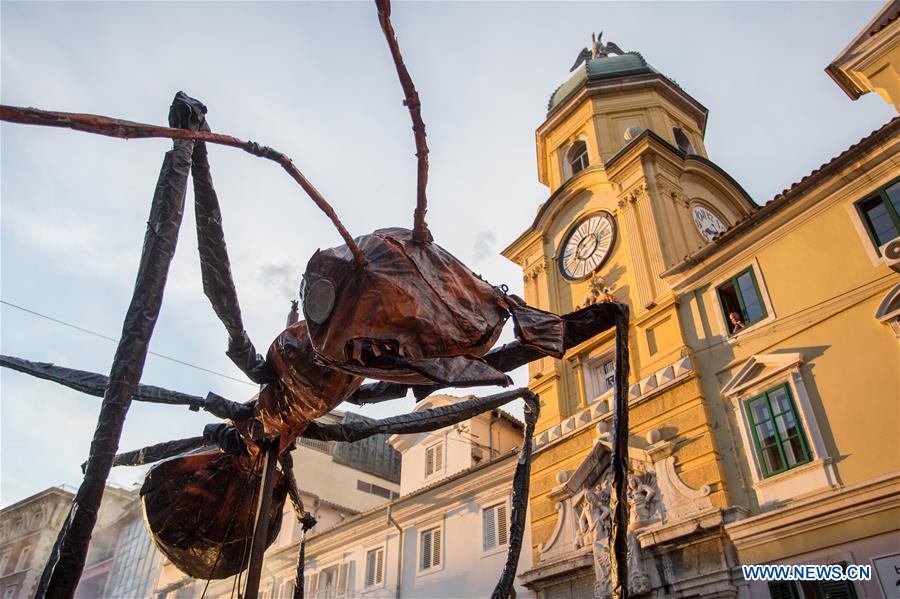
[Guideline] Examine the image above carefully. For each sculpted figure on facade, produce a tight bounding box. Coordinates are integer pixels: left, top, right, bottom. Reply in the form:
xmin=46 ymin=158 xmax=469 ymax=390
xmin=628 ymin=471 xmax=657 ymax=525
xmin=590 ymin=466 xmax=657 ymax=599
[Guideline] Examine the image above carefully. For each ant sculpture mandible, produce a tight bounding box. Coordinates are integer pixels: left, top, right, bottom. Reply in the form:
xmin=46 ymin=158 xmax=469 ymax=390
xmin=0 ymin=1 xmax=632 ymax=598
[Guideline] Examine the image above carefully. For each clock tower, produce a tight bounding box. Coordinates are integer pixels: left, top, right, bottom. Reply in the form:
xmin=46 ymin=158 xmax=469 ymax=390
xmin=503 ymin=44 xmax=751 ymax=588
xmin=503 ymin=44 xmax=755 ymax=429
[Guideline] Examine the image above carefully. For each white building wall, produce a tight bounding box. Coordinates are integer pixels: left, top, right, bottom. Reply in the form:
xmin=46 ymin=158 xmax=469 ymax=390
xmin=293 ymin=444 xmax=399 ymax=513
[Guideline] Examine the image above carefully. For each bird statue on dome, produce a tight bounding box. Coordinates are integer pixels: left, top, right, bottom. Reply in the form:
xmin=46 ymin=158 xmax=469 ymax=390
xmin=570 ymin=31 xmax=626 ymax=71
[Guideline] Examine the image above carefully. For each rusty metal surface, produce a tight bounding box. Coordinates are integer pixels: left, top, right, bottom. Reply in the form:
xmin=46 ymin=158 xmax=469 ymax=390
xmin=250 ymin=321 xmax=363 ymax=450
xmin=302 ymin=227 xmax=516 ymax=386
xmin=141 ymin=450 xmax=286 ymax=580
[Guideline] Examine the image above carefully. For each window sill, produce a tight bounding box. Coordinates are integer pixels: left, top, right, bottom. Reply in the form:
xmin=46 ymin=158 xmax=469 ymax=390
xmin=416 ymin=564 xmax=444 ymax=578
xmin=480 ymin=544 xmax=508 ymax=559
xmin=423 ymin=470 xmax=446 ymax=483
xmin=751 ymin=458 xmax=838 ymax=506
xmin=725 ymin=315 xmax=775 ymax=344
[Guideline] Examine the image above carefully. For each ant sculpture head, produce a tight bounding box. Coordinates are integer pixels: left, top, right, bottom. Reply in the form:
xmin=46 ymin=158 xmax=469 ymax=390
xmin=300 ymin=227 xmax=513 ymax=388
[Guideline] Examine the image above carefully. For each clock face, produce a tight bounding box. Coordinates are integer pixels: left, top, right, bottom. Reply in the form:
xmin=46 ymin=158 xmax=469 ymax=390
xmin=692 ymin=206 xmax=727 ymax=242
xmin=558 ymin=212 xmax=616 ymax=280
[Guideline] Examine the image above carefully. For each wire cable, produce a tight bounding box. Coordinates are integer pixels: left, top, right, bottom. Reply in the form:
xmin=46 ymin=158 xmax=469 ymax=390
xmin=0 ymin=299 xmax=255 ymax=386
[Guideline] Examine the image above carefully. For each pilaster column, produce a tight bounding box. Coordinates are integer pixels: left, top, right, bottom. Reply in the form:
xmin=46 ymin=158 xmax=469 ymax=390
xmin=619 ymin=183 xmax=656 ymax=309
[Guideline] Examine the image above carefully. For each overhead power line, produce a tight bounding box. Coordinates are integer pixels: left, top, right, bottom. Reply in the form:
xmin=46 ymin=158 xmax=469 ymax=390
xmin=0 ymin=299 xmax=255 ymax=386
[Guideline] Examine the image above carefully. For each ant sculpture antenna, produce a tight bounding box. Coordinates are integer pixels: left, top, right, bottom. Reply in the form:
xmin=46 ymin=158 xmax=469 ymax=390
xmin=375 ymin=0 xmax=432 ymax=243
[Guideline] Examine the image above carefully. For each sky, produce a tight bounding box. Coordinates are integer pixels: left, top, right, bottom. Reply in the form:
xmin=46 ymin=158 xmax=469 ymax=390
xmin=1 ymin=1 xmax=894 ymax=508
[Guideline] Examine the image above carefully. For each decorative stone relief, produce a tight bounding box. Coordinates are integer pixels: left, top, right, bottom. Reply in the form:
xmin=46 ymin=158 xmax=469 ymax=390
xmin=646 ymin=438 xmax=713 ymax=523
xmin=655 ymin=176 xmax=682 ymax=202
xmin=524 ymin=259 xmax=548 ymax=281
xmin=626 ymin=183 xmax=649 ymax=204
xmin=588 ymin=464 xmax=656 ymax=598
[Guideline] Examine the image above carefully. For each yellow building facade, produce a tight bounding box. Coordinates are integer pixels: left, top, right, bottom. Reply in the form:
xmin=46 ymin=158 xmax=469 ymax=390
xmin=505 ymin=8 xmax=899 ymax=599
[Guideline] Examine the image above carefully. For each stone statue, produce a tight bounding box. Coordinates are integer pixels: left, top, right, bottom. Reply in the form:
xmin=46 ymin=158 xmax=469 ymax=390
xmin=628 ymin=472 xmax=657 ymax=525
xmin=570 ymin=32 xmax=627 ymax=72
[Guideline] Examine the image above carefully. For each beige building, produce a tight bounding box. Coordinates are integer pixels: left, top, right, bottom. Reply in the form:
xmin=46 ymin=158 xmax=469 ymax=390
xmin=0 ymin=484 xmax=139 ymax=599
xmin=0 ymin=486 xmax=74 ymax=599
xmin=503 ymin=3 xmax=899 ymax=598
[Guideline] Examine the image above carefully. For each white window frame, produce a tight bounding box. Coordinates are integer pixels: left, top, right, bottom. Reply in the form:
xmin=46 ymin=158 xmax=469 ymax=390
xmin=424 ymin=438 xmax=446 ymax=479
xmin=417 ymin=520 xmax=444 ymax=576
xmin=309 ymin=561 xmax=351 ymax=599
xmin=559 ymin=134 xmax=591 ymax=181
xmin=722 ymin=353 xmax=838 ymax=506
xmin=481 ymin=498 xmax=511 ymax=556
xmin=363 ymin=543 xmax=386 ymax=590
xmin=277 ymin=577 xmax=295 ymax=599
xmin=584 ymin=352 xmax=616 ymax=405
xmin=0 ymin=552 xmax=10 ymax=576
xmin=710 ymin=259 xmax=776 ymax=341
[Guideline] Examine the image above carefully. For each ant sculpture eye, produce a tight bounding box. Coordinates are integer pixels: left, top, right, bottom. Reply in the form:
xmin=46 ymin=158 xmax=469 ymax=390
xmin=303 ymin=278 xmax=336 ymax=324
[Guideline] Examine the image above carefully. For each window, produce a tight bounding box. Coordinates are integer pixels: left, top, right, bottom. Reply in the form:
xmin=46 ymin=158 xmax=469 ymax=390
xmin=3 ymin=586 xmax=16 ymax=599
xmin=298 ymin=437 xmax=335 ymax=454
xmin=768 ymin=576 xmax=858 ymax=598
xmin=310 ymin=563 xmax=349 ymax=599
xmin=482 ymin=503 xmax=509 ymax=551
xmin=419 ymin=526 xmax=442 ymax=571
xmin=594 ymin=357 xmax=616 ymax=396
xmin=568 ymin=140 xmax=589 ymax=176
xmin=365 ymin=547 xmax=385 ymax=587
xmin=357 ymin=480 xmax=398 ymax=499
xmin=673 ymin=126 xmax=695 ymax=154
xmin=278 ymin=579 xmax=295 ymax=599
xmin=717 ymin=267 xmax=767 ymax=334
xmin=0 ymin=552 xmax=9 ymax=576
xmin=745 ymin=385 xmax=812 ymax=478
xmin=425 ymin=442 xmax=444 ymax=477
xmin=15 ymin=546 xmax=30 ymax=572
xmin=856 ymin=179 xmax=900 ymax=250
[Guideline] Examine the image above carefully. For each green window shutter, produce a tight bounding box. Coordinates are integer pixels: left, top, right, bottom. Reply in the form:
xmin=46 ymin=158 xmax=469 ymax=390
xmin=817 ymin=579 xmax=858 ymax=599
xmin=767 ymin=580 xmax=800 ymax=599
xmin=854 ymin=177 xmax=900 ymax=252
xmin=745 ymin=384 xmax=811 ymax=479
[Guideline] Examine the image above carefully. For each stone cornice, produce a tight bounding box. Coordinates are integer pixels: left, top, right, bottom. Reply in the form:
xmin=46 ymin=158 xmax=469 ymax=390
xmin=724 ymin=471 xmax=900 ymax=551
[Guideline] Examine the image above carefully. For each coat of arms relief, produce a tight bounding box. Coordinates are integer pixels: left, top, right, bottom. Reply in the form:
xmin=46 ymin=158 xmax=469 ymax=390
xmin=537 ymin=429 xmax=714 ymax=599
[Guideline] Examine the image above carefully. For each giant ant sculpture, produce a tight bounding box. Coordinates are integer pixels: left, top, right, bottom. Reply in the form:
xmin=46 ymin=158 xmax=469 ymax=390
xmin=0 ymin=1 xmax=632 ymax=598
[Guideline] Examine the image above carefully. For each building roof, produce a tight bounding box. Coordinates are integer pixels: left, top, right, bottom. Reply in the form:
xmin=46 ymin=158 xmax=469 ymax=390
xmin=663 ymin=116 xmax=900 ymax=276
xmin=548 ymin=52 xmax=662 ymax=112
xmin=331 ymin=411 xmax=402 ymax=483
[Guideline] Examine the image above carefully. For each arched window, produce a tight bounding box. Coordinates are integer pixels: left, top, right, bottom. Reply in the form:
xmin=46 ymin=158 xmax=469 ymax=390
xmin=673 ymin=127 xmax=695 ymax=154
xmin=568 ymin=140 xmax=589 ymax=176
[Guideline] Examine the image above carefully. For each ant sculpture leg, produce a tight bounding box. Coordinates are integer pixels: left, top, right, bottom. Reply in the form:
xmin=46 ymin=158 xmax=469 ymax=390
xmin=278 ymin=451 xmax=318 ymax=599
xmin=188 ymin=105 xmax=276 ymax=385
xmin=0 ymin=355 xmax=252 ymax=420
